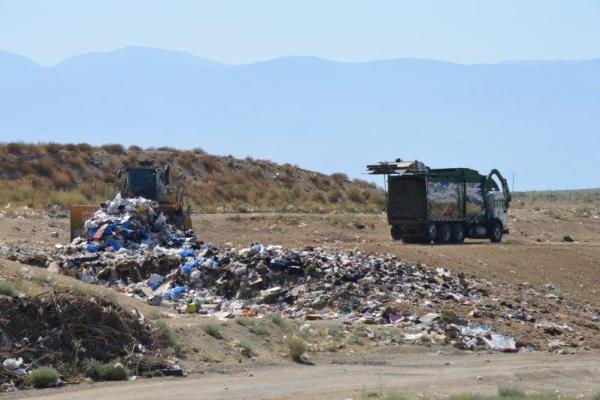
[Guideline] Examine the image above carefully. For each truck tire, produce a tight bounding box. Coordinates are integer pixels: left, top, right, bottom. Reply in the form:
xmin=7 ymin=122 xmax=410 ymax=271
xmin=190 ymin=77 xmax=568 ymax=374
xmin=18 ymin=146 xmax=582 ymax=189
xmin=390 ymin=226 xmax=402 ymax=241
xmin=436 ymin=223 xmax=452 ymax=243
xmin=401 ymin=236 xmax=415 ymax=244
xmin=426 ymin=223 xmax=437 ymax=243
xmin=490 ymin=222 xmax=503 ymax=243
xmin=451 ymin=223 xmax=465 ymax=244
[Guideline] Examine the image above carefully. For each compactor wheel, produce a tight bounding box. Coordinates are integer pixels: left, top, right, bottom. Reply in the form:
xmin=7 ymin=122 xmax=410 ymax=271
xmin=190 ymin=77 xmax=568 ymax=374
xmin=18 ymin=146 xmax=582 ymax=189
xmin=390 ymin=226 xmax=402 ymax=241
xmin=436 ymin=223 xmax=452 ymax=243
xmin=490 ymin=222 xmax=503 ymax=243
xmin=451 ymin=223 xmax=465 ymax=244
xmin=426 ymin=223 xmax=437 ymax=243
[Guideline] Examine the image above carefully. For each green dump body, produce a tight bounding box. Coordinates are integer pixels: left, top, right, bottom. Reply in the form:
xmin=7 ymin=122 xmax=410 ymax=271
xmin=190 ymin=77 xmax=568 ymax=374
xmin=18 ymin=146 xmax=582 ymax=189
xmin=386 ymin=168 xmax=499 ymax=225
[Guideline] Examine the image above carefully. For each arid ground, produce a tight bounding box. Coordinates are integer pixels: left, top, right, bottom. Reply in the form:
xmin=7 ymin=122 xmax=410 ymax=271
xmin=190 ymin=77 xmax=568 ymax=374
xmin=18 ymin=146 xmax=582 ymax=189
xmin=1 ymin=198 xmax=600 ymax=399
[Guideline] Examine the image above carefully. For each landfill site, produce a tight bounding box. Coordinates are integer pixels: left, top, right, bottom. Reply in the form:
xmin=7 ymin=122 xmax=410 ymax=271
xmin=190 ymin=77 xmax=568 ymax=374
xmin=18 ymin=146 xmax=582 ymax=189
xmin=0 ymin=147 xmax=598 ymax=399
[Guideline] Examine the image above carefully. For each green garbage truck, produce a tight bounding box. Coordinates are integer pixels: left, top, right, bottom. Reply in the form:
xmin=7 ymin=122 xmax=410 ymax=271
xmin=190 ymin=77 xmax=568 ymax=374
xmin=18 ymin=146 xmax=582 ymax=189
xmin=367 ymin=160 xmax=511 ymax=244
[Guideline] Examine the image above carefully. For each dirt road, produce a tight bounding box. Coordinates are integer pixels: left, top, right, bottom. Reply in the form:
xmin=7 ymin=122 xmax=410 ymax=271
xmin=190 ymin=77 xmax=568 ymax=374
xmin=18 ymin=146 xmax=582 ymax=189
xmin=7 ymin=351 xmax=600 ymax=400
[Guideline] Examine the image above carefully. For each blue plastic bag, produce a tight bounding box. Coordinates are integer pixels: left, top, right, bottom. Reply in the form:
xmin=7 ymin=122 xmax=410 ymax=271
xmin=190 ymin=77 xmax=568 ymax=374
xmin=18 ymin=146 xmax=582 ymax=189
xmin=163 ymin=286 xmax=186 ymax=300
xmin=181 ymin=260 xmax=199 ymax=274
xmin=86 ymin=243 xmax=100 ymax=252
xmin=105 ymin=239 xmax=122 ymax=251
xmin=179 ymin=249 xmax=196 ymax=258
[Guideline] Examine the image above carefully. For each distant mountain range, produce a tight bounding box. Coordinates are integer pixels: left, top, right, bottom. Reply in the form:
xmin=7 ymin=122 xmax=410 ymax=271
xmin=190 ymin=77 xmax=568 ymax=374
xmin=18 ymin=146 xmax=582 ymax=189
xmin=1 ymin=47 xmax=599 ymax=190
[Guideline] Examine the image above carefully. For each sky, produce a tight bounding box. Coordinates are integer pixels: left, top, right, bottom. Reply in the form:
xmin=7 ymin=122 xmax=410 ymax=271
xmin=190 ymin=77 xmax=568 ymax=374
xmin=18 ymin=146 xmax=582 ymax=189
xmin=1 ymin=0 xmax=600 ymax=66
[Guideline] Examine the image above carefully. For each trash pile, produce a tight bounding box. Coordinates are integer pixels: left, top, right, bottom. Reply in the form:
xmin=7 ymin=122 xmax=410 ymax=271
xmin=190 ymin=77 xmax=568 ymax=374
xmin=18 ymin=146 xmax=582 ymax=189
xmin=0 ymin=291 xmax=174 ymax=391
xmin=4 ymin=196 xmax=600 ymax=354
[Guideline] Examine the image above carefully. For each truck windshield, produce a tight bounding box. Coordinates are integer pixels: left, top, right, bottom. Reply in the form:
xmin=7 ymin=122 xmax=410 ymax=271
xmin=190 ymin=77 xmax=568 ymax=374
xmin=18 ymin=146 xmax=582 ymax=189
xmin=127 ymin=170 xmax=156 ymax=199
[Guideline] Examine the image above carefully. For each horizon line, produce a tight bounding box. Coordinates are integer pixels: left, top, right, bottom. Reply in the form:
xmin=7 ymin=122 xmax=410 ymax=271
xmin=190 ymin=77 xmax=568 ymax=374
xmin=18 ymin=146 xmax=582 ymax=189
xmin=2 ymin=45 xmax=600 ymax=68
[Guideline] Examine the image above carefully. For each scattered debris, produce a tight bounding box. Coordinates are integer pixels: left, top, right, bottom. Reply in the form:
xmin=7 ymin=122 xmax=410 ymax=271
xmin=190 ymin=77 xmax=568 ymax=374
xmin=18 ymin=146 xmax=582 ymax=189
xmin=4 ymin=195 xmax=600 ymax=357
xmin=0 ymin=291 xmax=173 ymax=390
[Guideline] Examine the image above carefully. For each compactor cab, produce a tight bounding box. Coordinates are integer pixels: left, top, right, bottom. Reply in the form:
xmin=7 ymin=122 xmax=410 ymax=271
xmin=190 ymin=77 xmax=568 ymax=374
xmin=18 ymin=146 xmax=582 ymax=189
xmin=120 ymin=161 xmax=170 ymax=202
xmin=69 ymin=161 xmax=192 ymax=240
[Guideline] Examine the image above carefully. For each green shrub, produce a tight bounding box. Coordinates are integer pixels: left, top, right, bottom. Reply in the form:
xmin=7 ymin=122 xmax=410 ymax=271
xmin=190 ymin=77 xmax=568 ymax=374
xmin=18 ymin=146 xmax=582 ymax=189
xmin=154 ymin=320 xmax=179 ymax=349
xmin=286 ymin=336 xmax=307 ymax=361
xmin=248 ymin=321 xmax=270 ymax=336
xmin=29 ymin=366 xmax=58 ymax=388
xmin=237 ymin=340 xmax=256 ymax=356
xmin=498 ymin=386 xmax=525 ymax=398
xmin=0 ymin=281 xmax=15 ymax=297
xmin=84 ymin=359 xmax=129 ymax=381
xmin=142 ymin=369 xmax=164 ymax=379
xmin=269 ymin=313 xmax=287 ymax=328
xmin=203 ymin=324 xmax=223 ymax=339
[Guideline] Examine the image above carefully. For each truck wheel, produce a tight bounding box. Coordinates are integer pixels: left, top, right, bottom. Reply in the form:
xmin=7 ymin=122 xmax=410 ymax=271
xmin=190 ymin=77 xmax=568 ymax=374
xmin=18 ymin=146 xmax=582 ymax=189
xmin=436 ymin=223 xmax=452 ymax=243
xmin=426 ymin=223 xmax=437 ymax=243
xmin=490 ymin=222 xmax=503 ymax=243
xmin=401 ymin=236 xmax=415 ymax=244
xmin=390 ymin=226 xmax=402 ymax=241
xmin=451 ymin=224 xmax=465 ymax=244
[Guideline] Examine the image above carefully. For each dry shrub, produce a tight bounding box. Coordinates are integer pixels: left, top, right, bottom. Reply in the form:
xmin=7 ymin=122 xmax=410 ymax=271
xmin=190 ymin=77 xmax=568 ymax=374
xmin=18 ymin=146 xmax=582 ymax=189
xmin=36 ymin=156 xmax=56 ymax=176
xmin=156 ymin=146 xmax=179 ymax=153
xmin=311 ymin=190 xmax=327 ymax=203
xmin=101 ymin=144 xmax=125 ymax=154
xmin=64 ymin=153 xmax=82 ymax=168
xmin=331 ymin=172 xmax=349 ymax=185
xmin=79 ymin=183 xmax=97 ymax=200
xmin=201 ymin=157 xmax=221 ymax=173
xmin=118 ymin=154 xmax=137 ymax=167
xmin=52 ymin=171 xmax=72 ymax=189
xmin=4 ymin=160 xmax=34 ymax=175
xmin=5 ymin=142 xmax=27 ymax=154
xmin=45 ymin=142 xmax=62 ymax=153
xmin=77 ymin=143 xmax=94 ymax=153
xmin=177 ymin=151 xmax=196 ymax=169
xmin=281 ymin=163 xmax=296 ymax=175
xmin=347 ymin=186 xmax=364 ymax=203
xmin=128 ymin=145 xmax=142 ymax=152
xmin=327 ymin=189 xmax=344 ymax=203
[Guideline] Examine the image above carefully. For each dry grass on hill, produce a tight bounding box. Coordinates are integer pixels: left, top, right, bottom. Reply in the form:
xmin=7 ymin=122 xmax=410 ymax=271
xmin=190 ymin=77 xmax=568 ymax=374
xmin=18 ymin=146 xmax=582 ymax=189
xmin=0 ymin=142 xmax=385 ymax=213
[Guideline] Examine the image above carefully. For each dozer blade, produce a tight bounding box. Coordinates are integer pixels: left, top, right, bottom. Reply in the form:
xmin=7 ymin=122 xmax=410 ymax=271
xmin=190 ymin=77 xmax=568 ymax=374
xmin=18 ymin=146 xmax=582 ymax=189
xmin=68 ymin=205 xmax=98 ymax=241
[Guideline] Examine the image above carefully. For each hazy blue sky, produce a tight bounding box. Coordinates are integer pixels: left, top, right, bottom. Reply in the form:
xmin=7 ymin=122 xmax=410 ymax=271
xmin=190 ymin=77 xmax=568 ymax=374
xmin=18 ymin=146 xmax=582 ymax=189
xmin=1 ymin=0 xmax=599 ymax=65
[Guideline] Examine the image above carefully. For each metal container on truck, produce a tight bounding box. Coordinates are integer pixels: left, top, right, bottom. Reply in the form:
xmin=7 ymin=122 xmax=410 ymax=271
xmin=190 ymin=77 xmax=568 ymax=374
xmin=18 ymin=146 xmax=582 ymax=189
xmin=367 ymin=160 xmax=511 ymax=243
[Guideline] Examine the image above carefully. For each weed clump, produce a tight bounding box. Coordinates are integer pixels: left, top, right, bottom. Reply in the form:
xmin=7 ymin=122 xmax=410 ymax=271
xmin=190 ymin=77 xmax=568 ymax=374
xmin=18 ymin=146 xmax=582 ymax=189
xmin=203 ymin=324 xmax=223 ymax=339
xmin=84 ymin=359 xmax=129 ymax=381
xmin=286 ymin=336 xmax=307 ymax=361
xmin=0 ymin=281 xmax=15 ymax=297
xmin=498 ymin=386 xmax=525 ymax=398
xmin=29 ymin=366 xmax=58 ymax=388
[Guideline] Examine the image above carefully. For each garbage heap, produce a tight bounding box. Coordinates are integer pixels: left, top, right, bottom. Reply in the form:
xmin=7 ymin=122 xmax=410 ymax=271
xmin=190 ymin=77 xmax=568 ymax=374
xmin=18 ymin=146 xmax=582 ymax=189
xmin=5 ymin=196 xmax=600 ymax=353
xmin=0 ymin=291 xmax=175 ymax=391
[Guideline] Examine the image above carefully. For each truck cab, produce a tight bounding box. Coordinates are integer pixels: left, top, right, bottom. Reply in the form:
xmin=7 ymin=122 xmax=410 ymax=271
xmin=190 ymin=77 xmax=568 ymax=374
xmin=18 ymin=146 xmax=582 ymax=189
xmin=487 ymin=191 xmax=510 ymax=235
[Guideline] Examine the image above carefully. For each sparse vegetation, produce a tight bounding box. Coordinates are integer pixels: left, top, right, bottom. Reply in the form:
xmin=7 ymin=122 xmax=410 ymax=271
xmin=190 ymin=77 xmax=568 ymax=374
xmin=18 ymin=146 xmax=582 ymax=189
xmin=83 ymin=359 xmax=129 ymax=381
xmin=29 ymin=366 xmax=58 ymax=388
xmin=269 ymin=313 xmax=288 ymax=328
xmin=248 ymin=321 xmax=270 ymax=336
xmin=498 ymin=387 xmax=525 ymax=398
xmin=0 ymin=281 xmax=15 ymax=297
xmin=286 ymin=336 xmax=308 ymax=361
xmin=237 ymin=340 xmax=256 ymax=356
xmin=203 ymin=323 xmax=223 ymax=339
xmin=0 ymin=142 xmax=384 ymax=212
xmin=154 ymin=320 xmax=180 ymax=351
xmin=142 ymin=369 xmax=164 ymax=379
